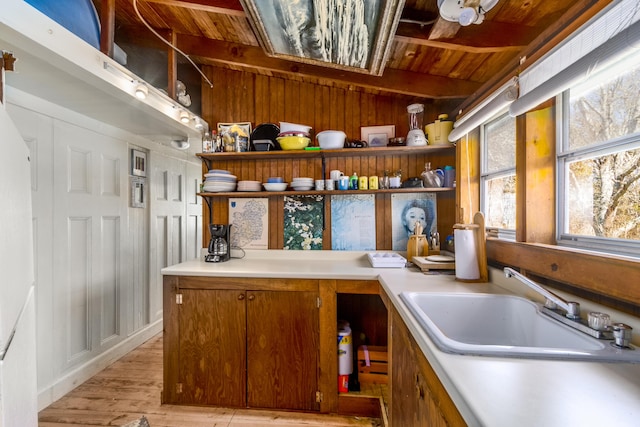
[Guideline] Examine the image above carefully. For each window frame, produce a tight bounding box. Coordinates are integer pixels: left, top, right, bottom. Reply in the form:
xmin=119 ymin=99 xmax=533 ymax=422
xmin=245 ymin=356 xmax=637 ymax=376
xmin=480 ymin=111 xmax=517 ymax=239
xmin=556 ymin=91 xmax=640 ymax=257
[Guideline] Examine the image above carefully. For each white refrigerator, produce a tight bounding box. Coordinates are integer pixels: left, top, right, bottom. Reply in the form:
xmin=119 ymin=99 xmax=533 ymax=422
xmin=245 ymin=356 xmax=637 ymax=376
xmin=0 ymin=104 xmax=38 ymax=426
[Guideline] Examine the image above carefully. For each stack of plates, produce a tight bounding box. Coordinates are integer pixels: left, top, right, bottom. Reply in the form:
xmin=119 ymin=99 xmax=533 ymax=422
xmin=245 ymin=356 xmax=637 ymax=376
xmin=237 ymin=180 xmax=262 ymax=192
xmin=291 ymin=177 xmax=314 ymax=191
xmin=203 ymin=169 xmax=237 ymax=192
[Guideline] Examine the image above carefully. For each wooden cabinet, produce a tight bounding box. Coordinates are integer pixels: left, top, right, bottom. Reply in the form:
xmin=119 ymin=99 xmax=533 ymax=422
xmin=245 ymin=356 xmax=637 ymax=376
xmin=390 ymin=307 xmax=466 ymax=427
xmin=246 ymin=290 xmax=319 ymax=410
xmin=163 ymin=276 xmax=320 ymax=411
xmin=178 ymin=288 xmax=246 ymax=407
xmin=164 ymin=273 xmax=465 ymax=422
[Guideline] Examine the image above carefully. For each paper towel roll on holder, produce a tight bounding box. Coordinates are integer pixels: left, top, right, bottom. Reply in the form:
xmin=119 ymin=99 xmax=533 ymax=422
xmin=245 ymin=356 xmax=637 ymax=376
xmin=452 ymin=212 xmax=488 ymax=283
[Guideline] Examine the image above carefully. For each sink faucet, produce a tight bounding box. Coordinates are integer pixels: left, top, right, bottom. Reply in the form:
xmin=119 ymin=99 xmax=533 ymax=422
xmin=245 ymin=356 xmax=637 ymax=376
xmin=504 ymin=267 xmax=581 ymax=320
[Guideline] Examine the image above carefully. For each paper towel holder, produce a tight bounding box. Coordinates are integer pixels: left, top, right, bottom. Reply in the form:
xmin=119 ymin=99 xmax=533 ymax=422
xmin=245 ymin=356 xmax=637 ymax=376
xmin=453 ymin=211 xmax=488 ymax=282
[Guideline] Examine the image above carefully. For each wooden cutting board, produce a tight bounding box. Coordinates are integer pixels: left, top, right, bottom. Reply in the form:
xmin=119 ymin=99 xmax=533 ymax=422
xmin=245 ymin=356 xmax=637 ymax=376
xmin=412 ymin=256 xmax=455 ymax=271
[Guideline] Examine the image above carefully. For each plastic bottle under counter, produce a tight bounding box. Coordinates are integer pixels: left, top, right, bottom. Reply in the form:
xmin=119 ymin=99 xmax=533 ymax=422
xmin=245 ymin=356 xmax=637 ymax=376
xmin=338 ymin=321 xmax=353 ymax=393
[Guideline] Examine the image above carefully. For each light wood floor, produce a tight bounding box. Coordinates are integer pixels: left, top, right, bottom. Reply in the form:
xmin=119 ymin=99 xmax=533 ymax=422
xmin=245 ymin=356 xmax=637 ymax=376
xmin=38 ymin=334 xmax=381 ymax=427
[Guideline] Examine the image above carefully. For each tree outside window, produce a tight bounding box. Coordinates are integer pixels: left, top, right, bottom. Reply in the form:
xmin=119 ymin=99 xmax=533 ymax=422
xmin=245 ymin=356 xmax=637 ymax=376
xmin=482 ymin=113 xmax=516 ymax=231
xmin=564 ymin=65 xmax=640 ymax=241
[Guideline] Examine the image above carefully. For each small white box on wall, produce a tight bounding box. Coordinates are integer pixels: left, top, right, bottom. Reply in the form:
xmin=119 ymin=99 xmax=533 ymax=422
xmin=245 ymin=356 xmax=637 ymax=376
xmin=130 ymin=176 xmax=146 ymax=208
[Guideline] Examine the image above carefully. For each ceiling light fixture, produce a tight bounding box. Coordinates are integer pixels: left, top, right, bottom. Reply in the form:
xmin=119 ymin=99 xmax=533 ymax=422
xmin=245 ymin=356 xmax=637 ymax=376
xmin=179 ymin=111 xmax=190 ymax=124
xmin=458 ymin=7 xmax=484 ymax=26
xmin=134 ymin=83 xmax=148 ymax=100
xmin=437 ymin=0 xmax=498 ymax=26
xmin=171 ymin=139 xmax=190 ymax=150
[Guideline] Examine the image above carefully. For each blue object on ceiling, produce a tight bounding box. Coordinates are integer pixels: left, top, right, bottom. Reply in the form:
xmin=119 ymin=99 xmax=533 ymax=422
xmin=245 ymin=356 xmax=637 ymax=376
xmin=24 ymin=0 xmax=101 ymax=49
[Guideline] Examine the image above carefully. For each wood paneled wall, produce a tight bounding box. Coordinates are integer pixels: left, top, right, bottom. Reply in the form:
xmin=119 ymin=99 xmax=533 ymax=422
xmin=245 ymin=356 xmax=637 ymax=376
xmin=200 ymin=66 xmax=459 ymax=250
xmin=202 ymin=66 xmax=456 ymax=142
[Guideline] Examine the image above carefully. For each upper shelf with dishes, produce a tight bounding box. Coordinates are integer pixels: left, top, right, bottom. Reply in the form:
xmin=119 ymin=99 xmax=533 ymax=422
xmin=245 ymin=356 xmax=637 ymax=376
xmin=197 ymin=144 xmax=455 ymax=162
xmin=200 ymin=119 xmax=456 ymax=164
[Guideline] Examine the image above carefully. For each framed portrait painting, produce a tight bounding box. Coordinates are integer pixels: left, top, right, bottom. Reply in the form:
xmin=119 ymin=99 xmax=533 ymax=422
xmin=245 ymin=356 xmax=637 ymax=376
xmin=239 ymin=0 xmax=404 ymax=76
xmin=391 ymin=193 xmax=437 ymax=251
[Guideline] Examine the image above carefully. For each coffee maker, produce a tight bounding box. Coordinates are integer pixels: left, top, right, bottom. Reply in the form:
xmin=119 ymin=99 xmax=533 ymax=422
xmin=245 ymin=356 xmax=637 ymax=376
xmin=205 ymin=224 xmax=231 ymax=263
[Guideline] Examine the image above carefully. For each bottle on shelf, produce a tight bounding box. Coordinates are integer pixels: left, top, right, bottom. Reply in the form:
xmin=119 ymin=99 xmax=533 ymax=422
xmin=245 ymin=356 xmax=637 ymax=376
xmin=212 ymin=131 xmax=222 ymax=152
xmin=349 ymin=172 xmax=359 ymax=190
xmin=202 ymin=131 xmax=213 ymax=153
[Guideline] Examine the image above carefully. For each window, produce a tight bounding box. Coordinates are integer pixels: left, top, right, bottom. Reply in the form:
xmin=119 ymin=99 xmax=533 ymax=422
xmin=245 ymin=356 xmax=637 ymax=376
xmin=481 ymin=113 xmax=517 ymax=235
xmin=558 ymin=56 xmax=640 ymax=256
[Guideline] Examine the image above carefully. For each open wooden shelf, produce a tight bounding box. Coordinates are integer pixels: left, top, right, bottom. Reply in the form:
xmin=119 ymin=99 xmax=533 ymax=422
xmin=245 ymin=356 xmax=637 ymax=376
xmin=198 ymin=187 xmax=455 ymax=198
xmin=197 ymin=144 xmax=455 ymax=162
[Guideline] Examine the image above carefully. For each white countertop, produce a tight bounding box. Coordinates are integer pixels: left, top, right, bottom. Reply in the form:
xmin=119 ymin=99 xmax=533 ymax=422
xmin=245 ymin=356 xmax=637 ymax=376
xmin=162 ymin=250 xmax=640 ymax=427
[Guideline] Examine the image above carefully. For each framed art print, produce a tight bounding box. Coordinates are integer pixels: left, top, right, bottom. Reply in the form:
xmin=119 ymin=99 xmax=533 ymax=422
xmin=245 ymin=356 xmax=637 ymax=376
xmin=360 ymin=125 xmax=395 ymax=147
xmin=131 ymin=149 xmax=147 ymax=177
xmin=239 ymin=0 xmax=404 ymax=76
xmin=228 ymin=198 xmax=269 ymax=249
xmin=367 ymin=132 xmax=389 ymax=147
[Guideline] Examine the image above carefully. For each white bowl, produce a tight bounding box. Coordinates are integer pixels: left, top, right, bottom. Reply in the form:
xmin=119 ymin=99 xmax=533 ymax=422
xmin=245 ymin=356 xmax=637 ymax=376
xmin=317 ymin=130 xmax=346 ymax=149
xmin=203 ymin=183 xmax=236 ymax=192
xmin=263 ymin=182 xmax=288 ymax=191
xmin=280 ymin=121 xmax=312 ymax=135
xmin=291 ymin=185 xmax=313 ymax=191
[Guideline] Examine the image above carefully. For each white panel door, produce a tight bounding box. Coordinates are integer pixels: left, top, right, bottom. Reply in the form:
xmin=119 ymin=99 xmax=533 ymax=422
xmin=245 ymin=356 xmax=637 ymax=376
xmin=186 ymin=162 xmax=203 ymax=260
xmin=52 ymin=121 xmax=127 ymax=371
xmin=148 ymin=152 xmax=187 ymax=322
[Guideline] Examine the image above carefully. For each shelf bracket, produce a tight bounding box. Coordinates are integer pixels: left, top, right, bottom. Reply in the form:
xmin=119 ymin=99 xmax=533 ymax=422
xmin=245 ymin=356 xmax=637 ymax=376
xmin=201 ymin=156 xmax=212 ymax=171
xmin=202 ymin=194 xmax=213 ymax=224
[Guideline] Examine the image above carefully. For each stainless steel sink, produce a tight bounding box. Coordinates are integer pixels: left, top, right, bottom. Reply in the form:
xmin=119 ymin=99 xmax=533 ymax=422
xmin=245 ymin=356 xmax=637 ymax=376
xmin=400 ymin=292 xmax=640 ymax=362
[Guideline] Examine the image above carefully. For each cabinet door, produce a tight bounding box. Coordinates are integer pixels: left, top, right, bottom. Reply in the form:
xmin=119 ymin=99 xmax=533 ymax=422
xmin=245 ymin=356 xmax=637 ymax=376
xmin=391 ymin=309 xmax=464 ymax=427
xmin=247 ymin=290 xmax=319 ymax=411
xmin=178 ymin=289 xmax=246 ymax=406
xmin=391 ymin=310 xmax=423 ymax=426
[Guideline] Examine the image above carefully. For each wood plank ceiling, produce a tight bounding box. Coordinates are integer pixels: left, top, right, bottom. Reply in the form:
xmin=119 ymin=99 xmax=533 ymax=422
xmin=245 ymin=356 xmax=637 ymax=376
xmin=96 ymin=0 xmax=609 ymax=115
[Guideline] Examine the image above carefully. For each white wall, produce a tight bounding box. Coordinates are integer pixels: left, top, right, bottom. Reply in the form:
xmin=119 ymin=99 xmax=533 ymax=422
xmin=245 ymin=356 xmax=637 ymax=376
xmin=5 ymin=88 xmax=202 ymax=410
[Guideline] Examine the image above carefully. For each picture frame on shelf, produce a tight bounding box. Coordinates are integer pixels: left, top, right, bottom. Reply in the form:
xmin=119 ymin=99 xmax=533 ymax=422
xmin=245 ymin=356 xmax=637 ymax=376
xmin=361 ymin=125 xmax=395 ymax=147
xmin=218 ymin=122 xmax=252 ymax=152
xmin=367 ymin=132 xmax=389 ymax=147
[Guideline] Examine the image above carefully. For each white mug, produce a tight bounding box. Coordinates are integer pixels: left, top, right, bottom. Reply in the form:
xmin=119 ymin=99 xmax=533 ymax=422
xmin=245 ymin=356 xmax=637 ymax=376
xmin=389 ymin=176 xmax=401 ymax=188
xmin=325 ymin=179 xmax=335 ymax=190
xmin=330 ymin=170 xmax=343 ymax=181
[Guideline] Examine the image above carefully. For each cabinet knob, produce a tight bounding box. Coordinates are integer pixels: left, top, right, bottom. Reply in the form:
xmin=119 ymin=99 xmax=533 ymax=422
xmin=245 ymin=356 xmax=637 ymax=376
xmin=238 ymin=294 xmax=245 ymax=300
xmin=248 ymin=294 xmax=255 ymax=301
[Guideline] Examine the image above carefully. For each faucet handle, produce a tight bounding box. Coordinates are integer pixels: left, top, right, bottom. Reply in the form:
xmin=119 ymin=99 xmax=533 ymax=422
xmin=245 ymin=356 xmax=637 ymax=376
xmin=588 ymin=312 xmax=611 ymax=331
xmin=612 ymin=323 xmax=633 ymax=348
xmin=566 ymin=302 xmax=581 ymax=320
